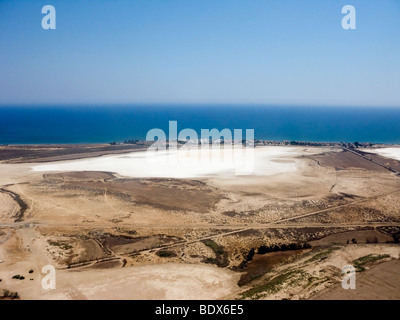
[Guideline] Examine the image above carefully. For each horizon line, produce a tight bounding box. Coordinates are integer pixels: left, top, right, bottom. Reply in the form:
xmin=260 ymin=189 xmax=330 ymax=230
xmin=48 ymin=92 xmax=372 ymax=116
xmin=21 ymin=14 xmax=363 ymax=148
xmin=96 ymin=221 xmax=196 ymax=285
xmin=1 ymin=103 xmax=400 ymax=109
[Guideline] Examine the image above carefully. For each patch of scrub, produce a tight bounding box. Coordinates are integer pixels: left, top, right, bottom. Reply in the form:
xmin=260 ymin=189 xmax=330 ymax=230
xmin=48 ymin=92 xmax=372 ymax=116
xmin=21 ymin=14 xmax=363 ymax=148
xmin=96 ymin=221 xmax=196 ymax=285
xmin=352 ymin=254 xmax=391 ymax=272
xmin=239 ymin=270 xmax=311 ymax=300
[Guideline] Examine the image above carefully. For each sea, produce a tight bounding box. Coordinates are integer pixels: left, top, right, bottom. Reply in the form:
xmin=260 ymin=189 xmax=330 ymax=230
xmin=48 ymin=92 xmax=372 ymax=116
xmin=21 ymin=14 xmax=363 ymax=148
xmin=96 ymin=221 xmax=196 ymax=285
xmin=0 ymin=105 xmax=399 ymax=145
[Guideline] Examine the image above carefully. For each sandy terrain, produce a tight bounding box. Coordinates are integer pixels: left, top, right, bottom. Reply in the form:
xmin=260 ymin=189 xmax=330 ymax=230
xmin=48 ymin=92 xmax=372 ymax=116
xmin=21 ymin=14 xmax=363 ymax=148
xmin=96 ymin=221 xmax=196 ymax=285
xmin=0 ymin=193 xmax=19 ymax=222
xmin=1 ymin=145 xmax=400 ymax=300
xmin=311 ymin=259 xmax=400 ymax=300
xmin=8 ymin=263 xmax=241 ymax=300
xmin=55 ymin=263 xmax=240 ymax=300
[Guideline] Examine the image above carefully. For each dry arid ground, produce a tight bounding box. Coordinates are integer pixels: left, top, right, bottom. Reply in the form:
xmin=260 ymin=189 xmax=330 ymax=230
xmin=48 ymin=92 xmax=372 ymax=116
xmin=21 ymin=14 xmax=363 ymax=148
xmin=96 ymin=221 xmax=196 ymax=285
xmin=1 ymin=145 xmax=400 ymax=300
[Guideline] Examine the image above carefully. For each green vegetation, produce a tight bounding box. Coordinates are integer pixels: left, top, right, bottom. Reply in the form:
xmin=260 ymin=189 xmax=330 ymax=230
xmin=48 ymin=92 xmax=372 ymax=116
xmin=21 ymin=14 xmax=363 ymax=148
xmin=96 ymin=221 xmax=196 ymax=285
xmin=239 ymin=270 xmax=309 ymax=300
xmin=1 ymin=289 xmax=19 ymax=299
xmin=48 ymin=240 xmax=73 ymax=251
xmin=352 ymin=254 xmax=390 ymax=272
xmin=202 ymin=239 xmax=229 ymax=268
xmin=203 ymin=240 xmax=224 ymax=254
xmin=305 ymin=247 xmax=341 ymax=263
xmin=257 ymin=242 xmax=311 ymax=254
xmin=306 ymin=275 xmax=319 ymax=288
xmin=12 ymin=275 xmax=25 ymax=280
xmin=156 ymin=250 xmax=177 ymax=258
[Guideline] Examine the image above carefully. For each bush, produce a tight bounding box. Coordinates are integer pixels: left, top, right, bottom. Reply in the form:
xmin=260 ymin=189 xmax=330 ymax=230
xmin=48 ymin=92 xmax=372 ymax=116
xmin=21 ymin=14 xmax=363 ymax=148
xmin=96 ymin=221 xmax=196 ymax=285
xmin=257 ymin=243 xmax=311 ymax=255
xmin=1 ymin=289 xmax=19 ymax=299
xmin=202 ymin=240 xmax=229 ymax=268
xmin=246 ymin=248 xmax=255 ymax=261
xmin=303 ymin=243 xmax=312 ymax=249
xmin=257 ymin=245 xmax=270 ymax=254
xmin=156 ymin=250 xmax=177 ymax=258
xmin=48 ymin=240 xmax=72 ymax=251
xmin=353 ymin=254 xmax=390 ymax=272
xmin=203 ymin=240 xmax=224 ymax=255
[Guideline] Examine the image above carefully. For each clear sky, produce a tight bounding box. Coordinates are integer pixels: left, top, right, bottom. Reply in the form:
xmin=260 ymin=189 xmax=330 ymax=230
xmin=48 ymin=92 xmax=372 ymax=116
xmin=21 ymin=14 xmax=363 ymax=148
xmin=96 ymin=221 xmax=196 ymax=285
xmin=0 ymin=0 xmax=399 ymax=106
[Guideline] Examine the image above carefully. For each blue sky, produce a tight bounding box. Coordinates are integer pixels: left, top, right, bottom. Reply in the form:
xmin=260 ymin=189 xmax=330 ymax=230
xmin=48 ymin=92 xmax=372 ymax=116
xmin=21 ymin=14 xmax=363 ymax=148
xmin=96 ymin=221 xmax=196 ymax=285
xmin=0 ymin=0 xmax=399 ymax=106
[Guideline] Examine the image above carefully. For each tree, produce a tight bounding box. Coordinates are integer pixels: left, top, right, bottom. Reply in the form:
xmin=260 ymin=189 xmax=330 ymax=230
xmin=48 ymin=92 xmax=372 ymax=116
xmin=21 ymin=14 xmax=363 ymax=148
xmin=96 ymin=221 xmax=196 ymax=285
xmin=246 ymin=248 xmax=255 ymax=261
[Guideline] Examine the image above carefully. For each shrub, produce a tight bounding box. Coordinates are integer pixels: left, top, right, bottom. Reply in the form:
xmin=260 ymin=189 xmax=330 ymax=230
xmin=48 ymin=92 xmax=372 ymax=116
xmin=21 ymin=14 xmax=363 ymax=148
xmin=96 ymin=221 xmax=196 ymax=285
xmin=303 ymin=243 xmax=312 ymax=249
xmin=353 ymin=254 xmax=390 ymax=272
xmin=257 ymin=245 xmax=270 ymax=254
xmin=202 ymin=240 xmax=229 ymax=268
xmin=48 ymin=240 xmax=73 ymax=250
xmin=246 ymin=248 xmax=255 ymax=261
xmin=257 ymin=243 xmax=311 ymax=255
xmin=203 ymin=240 xmax=224 ymax=255
xmin=156 ymin=250 xmax=177 ymax=258
xmin=1 ymin=289 xmax=19 ymax=299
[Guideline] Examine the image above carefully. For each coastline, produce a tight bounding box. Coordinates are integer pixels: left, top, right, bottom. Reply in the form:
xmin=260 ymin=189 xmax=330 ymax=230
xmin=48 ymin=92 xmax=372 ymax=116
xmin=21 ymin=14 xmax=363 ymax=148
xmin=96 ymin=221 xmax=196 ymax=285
xmin=1 ymin=141 xmax=399 ymax=165
xmin=0 ymin=144 xmax=147 ymax=164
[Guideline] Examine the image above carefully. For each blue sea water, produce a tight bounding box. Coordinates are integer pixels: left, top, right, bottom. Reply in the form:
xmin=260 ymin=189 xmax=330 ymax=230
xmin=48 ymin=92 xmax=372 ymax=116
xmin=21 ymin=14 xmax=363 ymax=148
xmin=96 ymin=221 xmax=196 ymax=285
xmin=0 ymin=105 xmax=399 ymax=144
